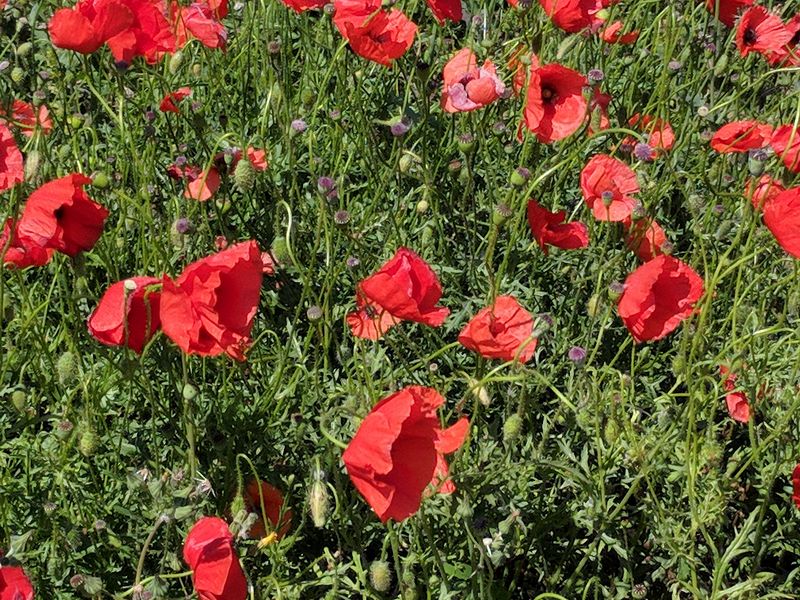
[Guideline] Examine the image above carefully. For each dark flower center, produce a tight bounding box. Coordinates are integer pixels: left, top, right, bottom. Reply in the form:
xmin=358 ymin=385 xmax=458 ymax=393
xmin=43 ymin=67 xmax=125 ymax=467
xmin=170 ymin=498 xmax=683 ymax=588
xmin=54 ymin=207 xmax=65 ymax=220
xmin=541 ymin=86 xmax=557 ymax=103
xmin=743 ymin=28 xmax=757 ymax=46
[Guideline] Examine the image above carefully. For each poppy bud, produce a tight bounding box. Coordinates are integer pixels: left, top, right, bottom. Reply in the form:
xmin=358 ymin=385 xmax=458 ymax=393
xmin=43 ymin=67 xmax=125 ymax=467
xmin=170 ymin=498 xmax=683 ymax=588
xmin=603 ymin=418 xmax=619 ymax=444
xmin=369 ymin=560 xmax=392 ymax=592
xmin=230 ymin=492 xmax=245 ymax=519
xmin=712 ymin=54 xmax=728 ymax=77
xmin=24 ymin=149 xmax=41 ymax=182
xmin=57 ymin=351 xmax=77 ymax=385
xmin=503 ymin=414 xmax=522 ymax=443
xmin=399 ymin=153 xmax=415 ymax=174
xmin=300 ymin=89 xmax=316 ymax=106
xmin=416 ymin=199 xmax=429 ymax=214
xmin=11 ymin=66 xmax=25 ymax=83
xmin=91 ymin=172 xmax=109 ymax=189
xmin=168 ymin=51 xmax=184 ymax=74
xmin=308 ymin=478 xmax=329 ymax=528
xmin=182 ymin=384 xmax=198 ymax=401
xmin=271 ymin=237 xmax=292 ymax=264
xmin=715 ymin=220 xmax=733 ymax=241
xmin=233 ymin=158 xmax=256 ymax=192
xmin=671 ymin=354 xmax=685 ymax=376
xmin=586 ymin=294 xmax=602 ymax=318
xmin=15 ymin=42 xmax=33 ymax=58
xmin=11 ymin=390 xmax=27 ymax=413
xmin=79 ymin=429 xmax=99 ymax=457
xmin=468 ymin=377 xmax=490 ymax=407
xmin=191 ymin=63 xmax=202 ymax=77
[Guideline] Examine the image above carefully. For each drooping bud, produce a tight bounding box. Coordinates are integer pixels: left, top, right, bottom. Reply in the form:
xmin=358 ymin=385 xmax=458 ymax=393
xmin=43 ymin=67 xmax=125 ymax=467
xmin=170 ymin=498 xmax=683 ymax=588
xmin=11 ymin=390 xmax=27 ymax=413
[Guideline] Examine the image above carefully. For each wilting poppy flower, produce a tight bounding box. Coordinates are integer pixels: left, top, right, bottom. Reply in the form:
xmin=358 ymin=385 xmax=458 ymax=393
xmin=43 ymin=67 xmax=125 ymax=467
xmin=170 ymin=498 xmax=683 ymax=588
xmin=185 ymin=167 xmax=222 ymax=201
xmin=16 ymin=174 xmax=109 ymax=256
xmin=538 ymin=0 xmax=606 ymax=33
xmin=0 ymin=218 xmax=54 ymax=268
xmin=278 ymin=0 xmax=325 ymax=12
xmin=770 ymin=125 xmax=800 ymax=173
xmin=0 ymin=124 xmax=23 ymax=192
xmin=349 ymin=247 xmax=449 ymax=338
xmin=580 ymin=154 xmax=640 ymax=221
xmin=243 ymin=480 xmax=293 ymax=539
xmin=710 ymin=121 xmax=773 ymax=153
xmin=160 ymin=86 xmax=192 ymax=113
xmin=171 ymin=0 xmax=228 ymax=50
xmin=343 ymin=385 xmax=469 ymax=522
xmin=762 ymin=186 xmax=800 ymax=258
xmin=705 ymin=0 xmax=753 ymax=28
xmin=735 ymin=6 xmax=792 ymax=58
xmin=441 ymin=48 xmax=505 ymax=113
xmin=623 ymin=216 xmax=668 ymax=262
xmin=333 ymin=0 xmax=417 ymax=67
xmin=458 ymin=295 xmax=537 ymax=362
xmin=0 ymin=100 xmax=53 ymax=137
xmin=346 ymin=295 xmax=399 ymax=340
xmin=426 ymin=0 xmax=460 ymax=24
xmin=601 ymin=21 xmax=639 ymax=44
xmin=0 ymin=566 xmax=34 ymax=600
xmin=792 ymin=464 xmax=800 ymax=509
xmin=527 ymin=198 xmax=589 ymax=254
xmin=617 ymin=255 xmax=705 ymax=342
xmin=88 ymin=276 xmax=162 ymax=353
xmin=523 ymin=61 xmax=587 ymax=143
xmin=183 ymin=517 xmax=247 ymax=600
xmin=160 ymin=240 xmax=263 ymax=360
xmin=746 ymin=175 xmax=784 ymax=211
xmin=719 ymin=365 xmax=750 ymax=423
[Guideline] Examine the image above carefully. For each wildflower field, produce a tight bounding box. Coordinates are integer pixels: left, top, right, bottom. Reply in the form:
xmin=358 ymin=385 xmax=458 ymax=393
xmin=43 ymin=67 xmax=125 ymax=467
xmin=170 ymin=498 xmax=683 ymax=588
xmin=2 ymin=0 xmax=800 ymax=597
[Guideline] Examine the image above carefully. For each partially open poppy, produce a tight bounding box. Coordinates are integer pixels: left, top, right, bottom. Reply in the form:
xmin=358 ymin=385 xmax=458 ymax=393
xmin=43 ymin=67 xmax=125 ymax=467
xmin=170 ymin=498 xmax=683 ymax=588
xmin=762 ymin=185 xmax=800 ymax=258
xmin=0 ymin=565 xmax=34 ymax=600
xmin=441 ymin=48 xmax=505 ymax=113
xmin=746 ymin=175 xmax=784 ymax=211
xmin=16 ymin=174 xmax=109 ymax=257
xmin=0 ymin=123 xmax=23 ymax=193
xmin=88 ymin=277 xmax=162 ymax=353
xmin=622 ymin=216 xmax=668 ymax=262
xmin=617 ymin=255 xmax=705 ymax=342
xmin=458 ymin=295 xmax=537 ymax=362
xmin=183 ymin=517 xmax=247 ymax=600
xmin=160 ymin=240 xmax=263 ymax=360
xmin=601 ymin=21 xmax=639 ymax=44
xmin=523 ymin=61 xmax=587 ymax=143
xmin=527 ymin=198 xmax=589 ymax=254
xmin=343 ymin=385 xmax=468 ymax=522
xmin=243 ymin=480 xmax=293 ymax=540
xmin=580 ymin=154 xmax=640 ymax=222
xmin=185 ymin=166 xmax=222 ymax=201
xmin=710 ymin=121 xmax=773 ymax=153
xmin=160 ymin=86 xmax=192 ymax=113
xmin=719 ymin=365 xmax=750 ymax=423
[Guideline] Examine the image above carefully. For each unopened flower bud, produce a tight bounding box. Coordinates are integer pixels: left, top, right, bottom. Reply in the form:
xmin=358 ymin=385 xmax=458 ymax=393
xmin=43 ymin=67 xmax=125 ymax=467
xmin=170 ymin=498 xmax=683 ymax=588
xmin=503 ymin=414 xmax=523 ymax=443
xmin=369 ymin=560 xmax=392 ymax=592
xmin=24 ymin=149 xmax=41 ymax=182
xmin=416 ymin=199 xmax=429 ymax=214
xmin=56 ymin=351 xmax=77 ymax=385
xmin=182 ymin=384 xmax=198 ymax=401
xmin=468 ymin=377 xmax=490 ymax=407
xmin=11 ymin=390 xmax=27 ymax=413
xmin=168 ymin=50 xmax=184 ymax=74
xmin=233 ymin=157 xmax=256 ymax=191
xmin=308 ymin=478 xmax=330 ymax=528
xmin=79 ymin=429 xmax=99 ymax=457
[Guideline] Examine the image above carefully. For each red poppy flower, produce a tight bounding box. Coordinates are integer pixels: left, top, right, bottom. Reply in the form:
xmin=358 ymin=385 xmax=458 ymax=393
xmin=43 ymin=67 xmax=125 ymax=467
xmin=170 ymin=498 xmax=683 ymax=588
xmin=623 ymin=216 xmax=668 ymax=262
xmin=346 ymin=295 xmax=399 ymax=340
xmin=342 ymin=385 xmax=469 ymax=522
xmin=0 ymin=124 xmax=23 ymax=193
xmin=278 ymin=0 xmax=325 ymax=12
xmin=185 ymin=166 xmax=222 ymax=201
xmin=48 ymin=0 xmax=135 ymax=55
xmin=441 ymin=48 xmax=505 ymax=113
xmin=735 ymin=6 xmax=792 ymax=58
xmin=580 ymin=154 xmax=640 ymax=222
xmin=587 ymin=87 xmax=611 ymax=135
xmin=762 ymin=186 xmax=800 ymax=258
xmin=160 ymin=86 xmax=192 ymax=113
xmin=160 ymin=241 xmax=263 ymax=360
xmin=1 ymin=218 xmax=54 ymax=269
xmin=334 ymin=0 xmax=417 ymax=67
xmin=527 ymin=198 xmax=589 ymax=254
xmin=171 ymin=1 xmax=228 ymax=50
xmin=458 ymin=295 xmax=537 ymax=362
xmin=350 ymin=247 xmax=449 ymax=335
xmin=183 ymin=517 xmax=247 ymax=600
xmin=601 ymin=21 xmax=639 ymax=44
xmin=705 ymin=0 xmax=753 ymax=28
xmin=792 ymin=464 xmax=800 ymax=509
xmin=538 ymin=0 xmax=607 ymax=33
xmin=523 ymin=62 xmax=587 ymax=143
xmin=770 ymin=125 xmax=800 ymax=173
xmin=617 ymin=255 xmax=704 ymax=343
xmin=508 ymin=46 xmax=534 ymax=96
xmin=0 ymin=566 xmax=34 ymax=600
xmin=623 ymin=114 xmax=674 ymax=159
xmin=243 ymin=480 xmax=293 ymax=539
xmin=746 ymin=175 xmax=784 ymax=211
xmin=16 ymin=174 xmax=109 ymax=257
xmin=426 ymin=0 xmax=461 ymax=24
xmin=88 ymin=276 xmax=162 ymax=353
xmin=719 ymin=365 xmax=750 ymax=423
xmin=106 ymin=0 xmax=176 ymax=63
xmin=0 ymin=100 xmax=53 ymax=137
xmin=710 ymin=120 xmax=773 ymax=153
xmin=767 ymin=15 xmax=800 ymax=66
xmin=245 ymin=147 xmax=268 ymax=171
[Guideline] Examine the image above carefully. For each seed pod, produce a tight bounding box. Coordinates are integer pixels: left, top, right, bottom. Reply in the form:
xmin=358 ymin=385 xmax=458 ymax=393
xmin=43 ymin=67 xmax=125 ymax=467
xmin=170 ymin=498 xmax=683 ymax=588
xmin=369 ymin=560 xmax=392 ymax=592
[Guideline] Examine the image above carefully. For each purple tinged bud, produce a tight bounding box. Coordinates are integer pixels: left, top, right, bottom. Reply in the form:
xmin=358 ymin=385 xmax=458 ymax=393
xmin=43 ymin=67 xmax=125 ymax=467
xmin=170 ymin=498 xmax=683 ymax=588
xmin=390 ymin=117 xmax=411 ymax=137
xmin=175 ymin=218 xmax=193 ymax=234
xmin=667 ymin=60 xmax=682 ymax=72
xmin=568 ymin=346 xmax=587 ymax=364
xmin=291 ymin=118 xmax=308 ymax=133
xmin=346 ymin=256 xmax=360 ymax=268
xmin=317 ymin=176 xmax=336 ymax=194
